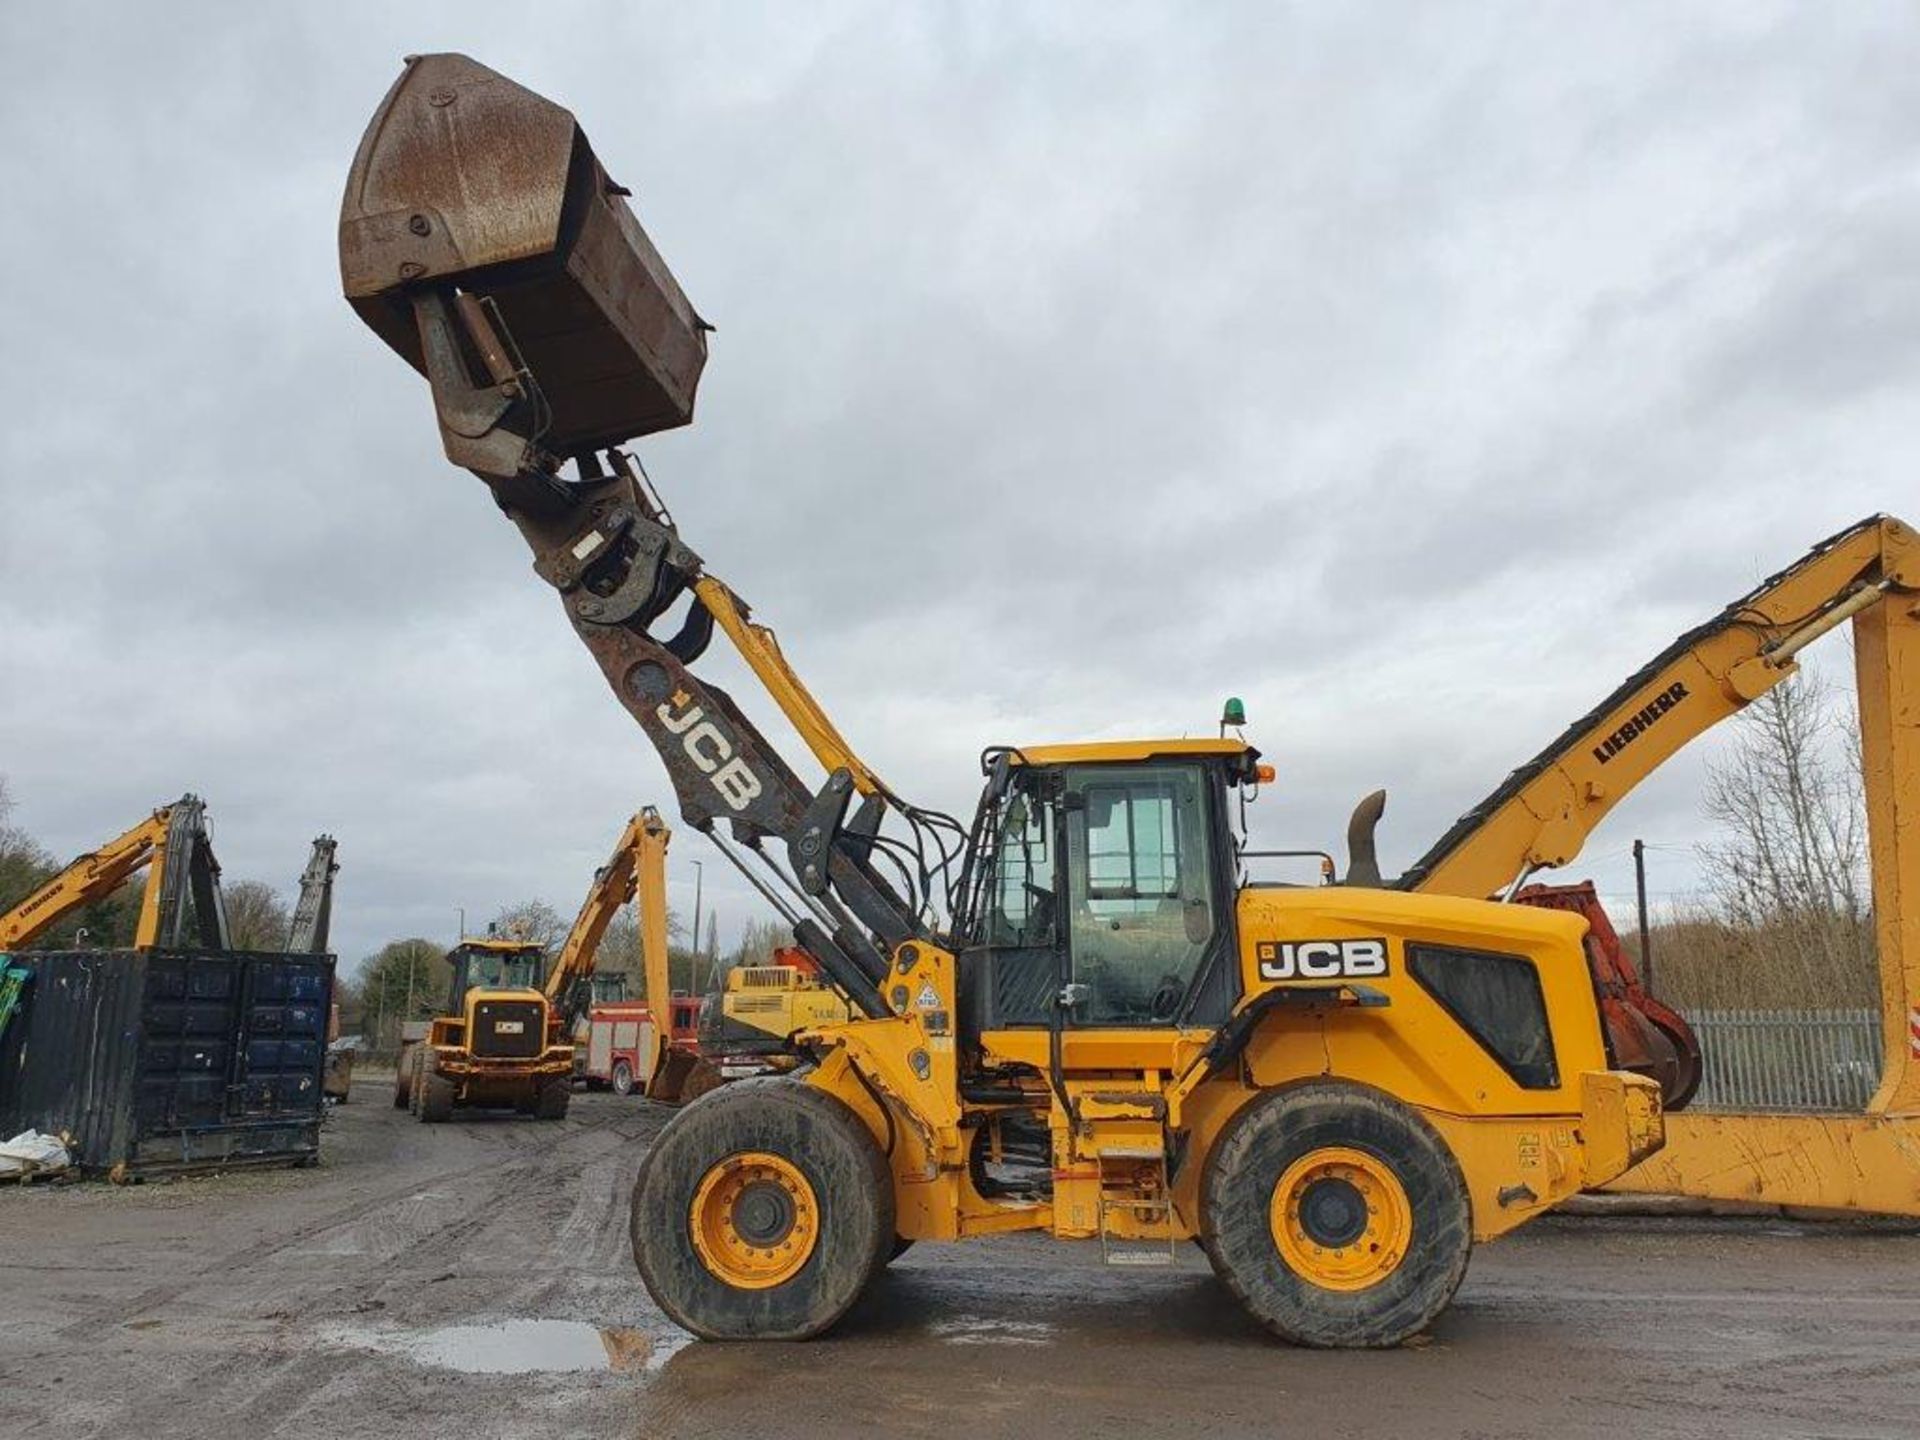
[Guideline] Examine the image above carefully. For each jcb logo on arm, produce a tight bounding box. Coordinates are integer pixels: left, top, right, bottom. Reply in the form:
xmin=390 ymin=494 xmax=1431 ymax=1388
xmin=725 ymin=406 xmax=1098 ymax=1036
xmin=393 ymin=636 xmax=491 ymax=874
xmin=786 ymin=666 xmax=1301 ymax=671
xmin=1256 ymin=938 xmax=1390 ymax=982
xmin=657 ymin=693 xmax=764 ymax=812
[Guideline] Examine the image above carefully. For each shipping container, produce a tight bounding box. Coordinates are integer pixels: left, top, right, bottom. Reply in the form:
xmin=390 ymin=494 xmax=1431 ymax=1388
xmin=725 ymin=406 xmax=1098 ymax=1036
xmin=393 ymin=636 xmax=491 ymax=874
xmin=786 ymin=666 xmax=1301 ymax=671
xmin=0 ymin=947 xmax=334 ymax=1178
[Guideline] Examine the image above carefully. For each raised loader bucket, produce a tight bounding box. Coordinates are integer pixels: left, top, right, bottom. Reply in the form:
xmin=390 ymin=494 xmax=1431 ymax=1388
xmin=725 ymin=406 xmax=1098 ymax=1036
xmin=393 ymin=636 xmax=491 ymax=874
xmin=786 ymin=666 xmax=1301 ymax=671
xmin=340 ymin=53 xmax=707 ymax=457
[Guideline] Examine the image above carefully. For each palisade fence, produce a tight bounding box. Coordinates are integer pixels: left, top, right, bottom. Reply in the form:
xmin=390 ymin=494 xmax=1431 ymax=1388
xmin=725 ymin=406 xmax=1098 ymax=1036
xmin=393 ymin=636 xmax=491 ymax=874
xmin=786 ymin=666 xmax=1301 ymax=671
xmin=1688 ymin=1008 xmax=1883 ymax=1113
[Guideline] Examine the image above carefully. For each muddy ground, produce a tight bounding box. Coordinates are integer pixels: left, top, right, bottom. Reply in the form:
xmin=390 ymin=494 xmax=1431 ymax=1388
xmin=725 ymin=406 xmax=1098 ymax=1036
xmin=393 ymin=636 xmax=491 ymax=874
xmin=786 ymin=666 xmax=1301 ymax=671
xmin=3 ymin=1082 xmax=1917 ymax=1440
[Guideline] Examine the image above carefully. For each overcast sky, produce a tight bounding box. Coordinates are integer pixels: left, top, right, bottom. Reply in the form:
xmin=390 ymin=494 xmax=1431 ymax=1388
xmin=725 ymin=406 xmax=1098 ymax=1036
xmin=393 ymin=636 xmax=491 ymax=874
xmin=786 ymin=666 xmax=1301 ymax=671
xmin=1 ymin=4 xmax=1912 ymax=968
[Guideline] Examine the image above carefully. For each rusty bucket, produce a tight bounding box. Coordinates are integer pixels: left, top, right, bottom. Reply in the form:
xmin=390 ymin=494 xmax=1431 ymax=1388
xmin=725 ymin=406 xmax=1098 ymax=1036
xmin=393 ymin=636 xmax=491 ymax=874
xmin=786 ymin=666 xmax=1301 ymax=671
xmin=340 ymin=53 xmax=707 ymax=455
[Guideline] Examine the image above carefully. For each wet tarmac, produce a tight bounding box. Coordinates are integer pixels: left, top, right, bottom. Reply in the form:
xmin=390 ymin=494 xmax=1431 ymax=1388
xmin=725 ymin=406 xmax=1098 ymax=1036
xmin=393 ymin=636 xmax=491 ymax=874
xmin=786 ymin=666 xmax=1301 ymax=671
xmin=3 ymin=1084 xmax=1918 ymax=1439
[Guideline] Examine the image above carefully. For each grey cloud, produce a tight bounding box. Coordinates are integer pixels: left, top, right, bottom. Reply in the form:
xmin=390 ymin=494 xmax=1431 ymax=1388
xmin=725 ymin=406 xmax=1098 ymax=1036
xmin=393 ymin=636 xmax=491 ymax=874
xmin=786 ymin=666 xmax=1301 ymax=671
xmin=2 ymin=3 xmax=1910 ymax=963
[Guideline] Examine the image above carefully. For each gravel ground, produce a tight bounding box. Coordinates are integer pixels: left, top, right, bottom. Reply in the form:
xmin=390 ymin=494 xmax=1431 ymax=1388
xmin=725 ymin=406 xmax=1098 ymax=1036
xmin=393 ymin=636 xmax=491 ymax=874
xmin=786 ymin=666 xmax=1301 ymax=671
xmin=3 ymin=1080 xmax=1917 ymax=1440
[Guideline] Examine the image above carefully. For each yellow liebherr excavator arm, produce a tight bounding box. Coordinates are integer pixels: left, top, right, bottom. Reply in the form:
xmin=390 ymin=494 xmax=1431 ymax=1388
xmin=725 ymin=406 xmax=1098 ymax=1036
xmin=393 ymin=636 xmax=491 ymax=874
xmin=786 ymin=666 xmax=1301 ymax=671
xmin=0 ymin=796 xmax=224 ymax=951
xmin=545 ymin=806 xmax=672 ymax=1053
xmin=1397 ymin=514 xmax=1920 ymax=1213
xmin=1399 ymin=515 xmax=1918 ymax=903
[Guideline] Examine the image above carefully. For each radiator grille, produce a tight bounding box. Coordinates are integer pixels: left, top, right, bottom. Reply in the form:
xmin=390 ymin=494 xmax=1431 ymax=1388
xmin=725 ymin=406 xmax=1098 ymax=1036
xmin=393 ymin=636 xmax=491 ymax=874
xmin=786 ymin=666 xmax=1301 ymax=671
xmin=472 ymin=998 xmax=544 ymax=1059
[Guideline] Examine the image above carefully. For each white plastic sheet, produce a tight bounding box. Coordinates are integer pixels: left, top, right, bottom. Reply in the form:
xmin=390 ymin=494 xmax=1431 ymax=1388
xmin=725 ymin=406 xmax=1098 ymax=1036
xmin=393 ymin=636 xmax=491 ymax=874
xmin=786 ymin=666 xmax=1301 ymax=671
xmin=0 ymin=1128 xmax=71 ymax=1177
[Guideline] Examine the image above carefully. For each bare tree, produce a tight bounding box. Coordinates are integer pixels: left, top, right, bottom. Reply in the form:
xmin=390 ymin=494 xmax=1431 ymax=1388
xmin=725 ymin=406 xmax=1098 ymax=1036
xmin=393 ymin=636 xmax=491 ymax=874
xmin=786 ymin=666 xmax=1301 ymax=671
xmin=1687 ymin=673 xmax=1877 ymax=1008
xmin=488 ymin=898 xmax=567 ymax=951
xmin=727 ymin=916 xmax=790 ymax=972
xmin=0 ymin=776 xmax=55 ymax=913
xmin=224 ymin=879 xmax=292 ymax=950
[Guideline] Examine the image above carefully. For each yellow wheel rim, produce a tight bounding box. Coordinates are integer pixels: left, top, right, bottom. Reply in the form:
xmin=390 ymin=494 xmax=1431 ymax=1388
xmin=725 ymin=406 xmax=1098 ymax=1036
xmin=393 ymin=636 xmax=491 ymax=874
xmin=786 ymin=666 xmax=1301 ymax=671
xmin=1270 ymin=1145 xmax=1413 ymax=1292
xmin=689 ymin=1151 xmax=819 ymax=1290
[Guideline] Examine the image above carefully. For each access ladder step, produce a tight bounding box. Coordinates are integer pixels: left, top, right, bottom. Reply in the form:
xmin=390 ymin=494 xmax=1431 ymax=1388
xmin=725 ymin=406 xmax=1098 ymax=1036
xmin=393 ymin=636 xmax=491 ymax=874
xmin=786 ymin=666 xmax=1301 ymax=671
xmin=1104 ymin=1249 xmax=1177 ymax=1268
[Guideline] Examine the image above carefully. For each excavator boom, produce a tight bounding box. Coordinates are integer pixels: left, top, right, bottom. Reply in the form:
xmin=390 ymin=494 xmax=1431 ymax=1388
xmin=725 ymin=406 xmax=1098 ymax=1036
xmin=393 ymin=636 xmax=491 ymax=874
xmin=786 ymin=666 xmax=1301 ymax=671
xmin=0 ymin=796 xmax=229 ymax=952
xmin=1399 ymin=514 xmax=1920 ymax=1212
xmin=546 ymin=806 xmax=670 ymax=1016
xmin=1401 ymin=514 xmax=1918 ymax=900
xmin=287 ymin=835 xmax=339 ymax=954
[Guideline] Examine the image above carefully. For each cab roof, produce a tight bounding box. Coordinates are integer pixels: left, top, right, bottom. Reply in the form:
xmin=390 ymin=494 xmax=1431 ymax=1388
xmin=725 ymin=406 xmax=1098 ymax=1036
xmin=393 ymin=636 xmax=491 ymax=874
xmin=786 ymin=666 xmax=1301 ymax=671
xmin=453 ymin=937 xmax=545 ymax=954
xmin=1007 ymin=738 xmax=1253 ymax=766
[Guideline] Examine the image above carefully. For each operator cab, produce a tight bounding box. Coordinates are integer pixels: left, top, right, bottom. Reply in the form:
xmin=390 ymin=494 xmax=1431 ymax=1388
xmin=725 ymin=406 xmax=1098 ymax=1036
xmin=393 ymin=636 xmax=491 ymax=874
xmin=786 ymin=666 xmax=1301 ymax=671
xmin=446 ymin=938 xmax=546 ymax=1012
xmin=957 ymin=739 xmax=1264 ymax=1040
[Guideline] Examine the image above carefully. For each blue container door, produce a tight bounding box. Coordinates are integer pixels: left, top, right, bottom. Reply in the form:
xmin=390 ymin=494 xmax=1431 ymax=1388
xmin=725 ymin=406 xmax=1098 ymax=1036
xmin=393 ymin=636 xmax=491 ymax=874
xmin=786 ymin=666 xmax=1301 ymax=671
xmin=137 ymin=954 xmax=240 ymax=1134
xmin=237 ymin=957 xmax=329 ymax=1115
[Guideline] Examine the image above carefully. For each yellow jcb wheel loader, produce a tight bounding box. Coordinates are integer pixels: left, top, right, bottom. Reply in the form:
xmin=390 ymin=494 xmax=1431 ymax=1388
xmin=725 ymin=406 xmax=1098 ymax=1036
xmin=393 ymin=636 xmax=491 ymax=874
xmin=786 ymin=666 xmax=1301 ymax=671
xmin=396 ymin=937 xmax=571 ymax=1122
xmin=398 ymin=806 xmax=672 ymax=1122
xmin=342 ymin=53 xmax=1663 ymax=1347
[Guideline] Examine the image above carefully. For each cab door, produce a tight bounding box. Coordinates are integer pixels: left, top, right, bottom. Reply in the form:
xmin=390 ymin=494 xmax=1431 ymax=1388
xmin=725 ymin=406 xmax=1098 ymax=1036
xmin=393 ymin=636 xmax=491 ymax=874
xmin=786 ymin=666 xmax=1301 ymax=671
xmin=1059 ymin=763 xmax=1233 ymax=1028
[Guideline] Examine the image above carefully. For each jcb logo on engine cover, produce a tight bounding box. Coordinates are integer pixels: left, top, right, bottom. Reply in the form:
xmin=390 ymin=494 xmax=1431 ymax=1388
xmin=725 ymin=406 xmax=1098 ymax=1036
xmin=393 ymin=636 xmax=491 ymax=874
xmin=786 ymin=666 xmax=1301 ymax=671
xmin=1257 ymin=938 xmax=1390 ymax=981
xmin=657 ymin=693 xmax=764 ymax=813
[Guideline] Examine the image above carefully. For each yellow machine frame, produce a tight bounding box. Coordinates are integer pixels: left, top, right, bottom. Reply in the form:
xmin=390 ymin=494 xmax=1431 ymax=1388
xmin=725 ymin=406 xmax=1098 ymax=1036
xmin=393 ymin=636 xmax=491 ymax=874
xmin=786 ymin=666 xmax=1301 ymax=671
xmin=671 ymin=570 xmax=1665 ymax=1242
xmin=343 ymin=51 xmax=1667 ymax=1346
xmin=1400 ymin=515 xmax=1919 ymax=1215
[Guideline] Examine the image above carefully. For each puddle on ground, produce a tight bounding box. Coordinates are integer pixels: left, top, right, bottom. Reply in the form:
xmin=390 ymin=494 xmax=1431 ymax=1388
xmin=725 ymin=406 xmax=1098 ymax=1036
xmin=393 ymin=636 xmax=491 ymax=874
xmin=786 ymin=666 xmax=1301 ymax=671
xmin=927 ymin=1316 xmax=1055 ymax=1346
xmin=320 ymin=1318 xmax=688 ymax=1376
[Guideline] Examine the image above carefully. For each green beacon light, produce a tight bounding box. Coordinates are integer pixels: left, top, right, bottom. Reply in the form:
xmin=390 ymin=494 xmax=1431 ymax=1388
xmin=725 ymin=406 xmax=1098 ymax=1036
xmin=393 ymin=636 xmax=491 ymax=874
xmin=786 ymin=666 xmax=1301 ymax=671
xmin=1221 ymin=696 xmax=1247 ymax=733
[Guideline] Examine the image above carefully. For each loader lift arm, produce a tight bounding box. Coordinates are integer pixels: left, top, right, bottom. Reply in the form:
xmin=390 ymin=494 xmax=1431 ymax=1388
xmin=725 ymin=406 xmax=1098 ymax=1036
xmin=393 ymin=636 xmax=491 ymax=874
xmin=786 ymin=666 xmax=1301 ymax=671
xmin=340 ymin=55 xmax=947 ymax=1022
xmin=0 ymin=795 xmax=230 ymax=951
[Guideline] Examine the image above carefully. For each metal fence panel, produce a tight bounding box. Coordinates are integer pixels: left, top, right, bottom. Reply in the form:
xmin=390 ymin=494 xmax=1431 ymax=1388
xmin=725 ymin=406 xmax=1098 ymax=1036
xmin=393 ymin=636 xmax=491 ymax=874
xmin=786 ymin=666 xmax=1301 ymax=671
xmin=1688 ymin=1008 xmax=1882 ymax=1113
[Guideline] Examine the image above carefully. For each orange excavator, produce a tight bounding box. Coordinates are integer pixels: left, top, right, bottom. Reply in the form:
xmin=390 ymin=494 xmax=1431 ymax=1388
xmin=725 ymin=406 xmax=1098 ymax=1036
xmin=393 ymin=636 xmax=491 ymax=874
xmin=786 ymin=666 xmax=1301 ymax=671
xmin=0 ymin=796 xmax=229 ymax=953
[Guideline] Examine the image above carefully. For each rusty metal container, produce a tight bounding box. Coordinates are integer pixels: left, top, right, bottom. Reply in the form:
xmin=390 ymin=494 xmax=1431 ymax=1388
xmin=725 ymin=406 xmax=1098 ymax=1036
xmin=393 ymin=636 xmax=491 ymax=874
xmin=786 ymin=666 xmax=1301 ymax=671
xmin=341 ymin=53 xmax=707 ymax=453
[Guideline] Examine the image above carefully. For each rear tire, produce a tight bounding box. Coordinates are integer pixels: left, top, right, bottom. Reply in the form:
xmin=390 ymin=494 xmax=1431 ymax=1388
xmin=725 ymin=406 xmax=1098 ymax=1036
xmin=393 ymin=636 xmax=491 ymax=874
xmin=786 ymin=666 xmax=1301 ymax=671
xmin=612 ymin=1060 xmax=635 ymax=1097
xmin=418 ymin=1067 xmax=455 ymax=1124
xmin=536 ymin=1077 xmax=571 ymax=1120
xmin=632 ymin=1078 xmax=892 ymax=1340
xmin=1203 ymin=1081 xmax=1471 ymax=1349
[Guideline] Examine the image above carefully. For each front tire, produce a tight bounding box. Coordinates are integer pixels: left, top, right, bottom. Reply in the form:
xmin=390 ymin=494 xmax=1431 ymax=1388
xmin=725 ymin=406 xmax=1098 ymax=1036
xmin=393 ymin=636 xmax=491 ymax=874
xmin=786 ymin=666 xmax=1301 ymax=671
xmin=1203 ymin=1081 xmax=1471 ymax=1349
xmin=632 ymin=1077 xmax=892 ymax=1340
xmin=418 ymin=1065 xmax=455 ymax=1124
xmin=536 ymin=1077 xmax=571 ymax=1120
xmin=612 ymin=1060 xmax=635 ymax=1097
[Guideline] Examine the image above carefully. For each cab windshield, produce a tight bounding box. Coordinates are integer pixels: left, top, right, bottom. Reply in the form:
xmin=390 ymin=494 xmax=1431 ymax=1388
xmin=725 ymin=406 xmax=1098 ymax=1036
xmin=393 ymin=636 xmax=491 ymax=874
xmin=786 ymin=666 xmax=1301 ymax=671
xmin=467 ymin=949 xmax=544 ymax=989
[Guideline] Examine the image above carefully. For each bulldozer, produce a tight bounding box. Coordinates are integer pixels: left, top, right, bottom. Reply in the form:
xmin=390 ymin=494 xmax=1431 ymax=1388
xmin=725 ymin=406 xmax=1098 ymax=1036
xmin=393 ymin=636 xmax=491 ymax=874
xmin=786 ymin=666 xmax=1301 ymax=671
xmin=396 ymin=805 xmax=672 ymax=1122
xmin=341 ymin=53 xmax=1663 ymax=1347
